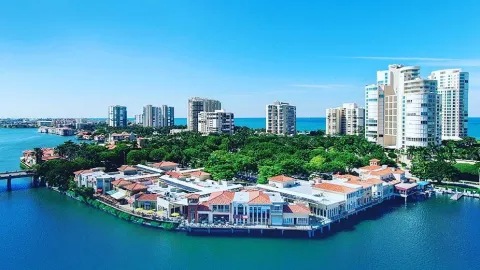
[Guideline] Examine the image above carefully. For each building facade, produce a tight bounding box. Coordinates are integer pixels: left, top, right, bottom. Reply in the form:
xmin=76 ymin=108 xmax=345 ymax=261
xmin=365 ymin=65 xmax=441 ymax=149
xmin=326 ymin=103 xmax=365 ymax=136
xmin=143 ymin=105 xmax=175 ymax=127
xmin=198 ymin=109 xmax=234 ymax=135
xmin=108 ymin=105 xmax=127 ymax=127
xmin=187 ymin=97 xmax=222 ymax=132
xmin=161 ymin=105 xmax=175 ymax=126
xmin=429 ymin=69 xmax=469 ymax=140
xmin=134 ymin=114 xmax=143 ymax=125
xmin=266 ymin=101 xmax=296 ymax=135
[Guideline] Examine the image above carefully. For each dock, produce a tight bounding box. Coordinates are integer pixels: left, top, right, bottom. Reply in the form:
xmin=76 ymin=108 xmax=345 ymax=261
xmin=450 ymin=192 xmax=463 ymax=200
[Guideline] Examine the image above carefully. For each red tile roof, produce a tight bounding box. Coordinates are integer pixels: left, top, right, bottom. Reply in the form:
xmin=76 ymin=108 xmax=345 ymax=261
xmin=190 ymin=171 xmax=211 ymax=177
xmin=370 ymin=168 xmax=395 ymax=176
xmin=111 ymin=179 xmax=133 ymax=187
xmin=153 ymin=161 xmax=179 ymax=168
xmin=73 ymin=169 xmax=93 ymax=175
xmin=197 ymin=202 xmax=210 ymax=211
xmin=283 ymin=203 xmax=310 ymax=214
xmin=347 ymin=179 xmax=374 ymax=188
xmin=117 ymin=165 xmax=137 ymax=171
xmin=186 ymin=194 xmax=201 ymax=199
xmin=334 ymin=174 xmax=361 ymax=181
xmin=248 ymin=191 xmax=271 ymax=205
xmin=208 ymin=191 xmax=235 ymax=205
xmin=313 ymin=182 xmax=356 ymax=193
xmin=364 ymin=178 xmax=384 ymax=185
xmin=124 ymin=183 xmax=148 ymax=191
xmin=370 ymin=158 xmax=380 ymax=162
xmin=136 ymin=194 xmax=158 ymax=201
xmin=268 ymin=175 xmax=295 ymax=182
xmin=166 ymin=171 xmax=184 ymax=178
xmin=359 ymin=165 xmax=382 ymax=171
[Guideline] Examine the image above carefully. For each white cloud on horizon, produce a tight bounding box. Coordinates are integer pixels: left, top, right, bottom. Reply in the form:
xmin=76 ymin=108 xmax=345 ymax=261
xmin=344 ymin=56 xmax=456 ymax=61
xmin=344 ymin=56 xmax=480 ymax=67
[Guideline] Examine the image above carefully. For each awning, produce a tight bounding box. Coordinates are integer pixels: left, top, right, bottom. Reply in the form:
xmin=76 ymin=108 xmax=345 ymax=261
xmin=110 ymin=190 xmax=127 ymax=200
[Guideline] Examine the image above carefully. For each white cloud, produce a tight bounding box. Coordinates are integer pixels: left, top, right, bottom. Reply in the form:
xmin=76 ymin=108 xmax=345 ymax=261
xmin=418 ymin=59 xmax=480 ymax=67
xmin=344 ymin=56 xmax=480 ymax=67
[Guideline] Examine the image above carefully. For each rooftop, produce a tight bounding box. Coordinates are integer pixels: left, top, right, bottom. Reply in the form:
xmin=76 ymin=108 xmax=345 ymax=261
xmin=124 ymin=183 xmax=148 ymax=191
xmin=283 ymin=203 xmax=310 ymax=214
xmin=313 ymin=182 xmax=357 ymax=194
xmin=136 ymin=193 xmax=159 ymax=201
xmin=268 ymin=175 xmax=295 ymax=183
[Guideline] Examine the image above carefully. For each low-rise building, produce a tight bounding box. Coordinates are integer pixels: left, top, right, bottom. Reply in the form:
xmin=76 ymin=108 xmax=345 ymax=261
xmin=152 ymin=161 xmax=179 ymax=171
xmin=268 ymin=175 xmax=296 ymax=188
xmin=134 ymin=194 xmax=159 ymax=210
xmin=108 ymin=132 xmax=136 ymax=144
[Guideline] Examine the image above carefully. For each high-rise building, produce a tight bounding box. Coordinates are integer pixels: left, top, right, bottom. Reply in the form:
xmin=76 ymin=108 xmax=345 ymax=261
xmin=365 ymin=65 xmax=441 ymax=149
xmin=134 ymin=114 xmax=143 ymax=125
xmin=143 ymin=105 xmax=175 ymax=127
xmin=187 ymin=98 xmax=222 ymax=132
xmin=429 ymin=69 xmax=469 ymax=140
xmin=326 ymin=103 xmax=365 ymax=136
xmin=161 ymin=105 xmax=175 ymax=127
xmin=143 ymin=105 xmax=161 ymax=127
xmin=198 ymin=110 xmax=234 ymax=135
xmin=266 ymin=101 xmax=296 ymax=135
xmin=108 ymin=105 xmax=127 ymax=127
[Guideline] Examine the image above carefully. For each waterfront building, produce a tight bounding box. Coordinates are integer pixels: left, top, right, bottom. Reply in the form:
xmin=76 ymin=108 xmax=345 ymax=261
xmin=266 ymin=101 xmax=296 ymax=135
xmin=73 ymin=168 xmax=115 ymax=195
xmin=365 ymin=65 xmax=441 ymax=149
xmin=108 ymin=132 xmax=136 ymax=144
xmin=134 ymin=194 xmax=159 ymax=210
xmin=326 ymin=103 xmax=365 ymax=136
xmin=187 ymin=97 xmax=222 ymax=132
xmin=198 ymin=109 xmax=234 ymax=135
xmin=134 ymin=114 xmax=143 ymax=125
xmin=429 ymin=69 xmax=469 ymax=140
xmin=108 ymin=105 xmax=127 ymax=127
xmin=161 ymin=105 xmax=175 ymax=126
xmin=36 ymin=120 xmax=53 ymax=127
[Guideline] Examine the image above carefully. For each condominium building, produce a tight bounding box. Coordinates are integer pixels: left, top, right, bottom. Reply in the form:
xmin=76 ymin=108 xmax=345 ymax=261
xmin=143 ymin=105 xmax=175 ymax=128
xmin=429 ymin=69 xmax=469 ymax=140
xmin=326 ymin=103 xmax=365 ymax=136
xmin=365 ymin=65 xmax=441 ymax=149
xmin=198 ymin=110 xmax=234 ymax=135
xmin=187 ymin=97 xmax=221 ymax=132
xmin=143 ymin=105 xmax=160 ymax=127
xmin=161 ymin=105 xmax=175 ymax=126
xmin=108 ymin=105 xmax=127 ymax=127
xmin=134 ymin=114 xmax=143 ymax=125
xmin=266 ymin=101 xmax=296 ymax=135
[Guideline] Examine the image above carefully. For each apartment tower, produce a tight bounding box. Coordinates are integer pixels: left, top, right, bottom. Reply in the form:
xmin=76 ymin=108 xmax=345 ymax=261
xmin=187 ymin=97 xmax=222 ymax=132
xmin=326 ymin=103 xmax=365 ymax=136
xmin=198 ymin=109 xmax=235 ymax=135
xmin=266 ymin=101 xmax=296 ymax=135
xmin=429 ymin=69 xmax=469 ymax=140
xmin=108 ymin=105 xmax=127 ymax=127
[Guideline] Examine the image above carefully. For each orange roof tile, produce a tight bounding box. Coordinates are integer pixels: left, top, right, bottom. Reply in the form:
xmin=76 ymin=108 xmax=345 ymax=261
xmin=334 ymin=174 xmax=360 ymax=181
xmin=190 ymin=171 xmax=211 ymax=177
xmin=283 ymin=203 xmax=310 ymax=214
xmin=364 ymin=178 xmax=384 ymax=185
xmin=111 ymin=179 xmax=133 ymax=187
xmin=208 ymin=191 xmax=234 ymax=205
xmin=248 ymin=191 xmax=271 ymax=205
xmin=136 ymin=194 xmax=158 ymax=201
xmin=117 ymin=165 xmax=137 ymax=171
xmin=359 ymin=165 xmax=382 ymax=171
xmin=313 ymin=182 xmax=356 ymax=193
xmin=268 ymin=175 xmax=295 ymax=182
xmin=166 ymin=171 xmax=184 ymax=178
xmin=153 ymin=161 xmax=179 ymax=168
xmin=124 ymin=183 xmax=148 ymax=191
xmin=370 ymin=168 xmax=395 ymax=176
xmin=185 ymin=193 xmax=200 ymax=199
xmin=73 ymin=169 xmax=93 ymax=175
xmin=347 ymin=179 xmax=374 ymax=188
xmin=370 ymin=158 xmax=380 ymax=162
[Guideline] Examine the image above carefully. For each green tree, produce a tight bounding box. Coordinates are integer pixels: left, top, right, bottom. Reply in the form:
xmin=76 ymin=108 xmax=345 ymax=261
xmin=149 ymin=148 xmax=168 ymax=161
xmin=126 ymin=150 xmax=149 ymax=165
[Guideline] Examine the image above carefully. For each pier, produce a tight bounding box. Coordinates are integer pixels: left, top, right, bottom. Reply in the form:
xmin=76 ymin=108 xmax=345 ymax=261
xmin=0 ymin=170 xmax=37 ymax=191
xmin=450 ymin=192 xmax=464 ymax=201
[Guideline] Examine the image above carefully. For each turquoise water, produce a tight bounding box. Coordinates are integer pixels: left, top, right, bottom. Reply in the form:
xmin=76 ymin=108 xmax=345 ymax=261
xmin=1 ymin=129 xmax=480 ymax=270
xmin=176 ymin=117 xmax=480 ymax=137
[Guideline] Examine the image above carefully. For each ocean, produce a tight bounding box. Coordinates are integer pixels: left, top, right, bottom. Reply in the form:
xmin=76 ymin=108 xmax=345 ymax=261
xmin=0 ymin=129 xmax=479 ymax=269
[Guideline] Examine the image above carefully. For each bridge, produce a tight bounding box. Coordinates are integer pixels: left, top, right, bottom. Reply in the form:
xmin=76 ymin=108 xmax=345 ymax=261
xmin=0 ymin=170 xmax=37 ymax=191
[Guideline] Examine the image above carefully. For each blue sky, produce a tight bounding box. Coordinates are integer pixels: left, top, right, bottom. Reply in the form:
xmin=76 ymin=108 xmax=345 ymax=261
xmin=1 ymin=0 xmax=479 ymax=118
